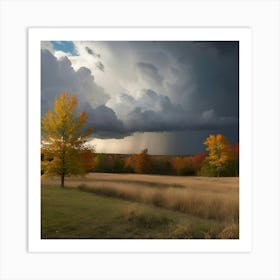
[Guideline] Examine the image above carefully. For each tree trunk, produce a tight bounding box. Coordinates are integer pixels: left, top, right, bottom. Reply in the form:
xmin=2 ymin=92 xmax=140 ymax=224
xmin=61 ymin=173 xmax=65 ymax=188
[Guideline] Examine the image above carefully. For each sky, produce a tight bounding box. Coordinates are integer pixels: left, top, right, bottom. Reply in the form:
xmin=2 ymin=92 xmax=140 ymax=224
xmin=41 ymin=40 xmax=239 ymax=155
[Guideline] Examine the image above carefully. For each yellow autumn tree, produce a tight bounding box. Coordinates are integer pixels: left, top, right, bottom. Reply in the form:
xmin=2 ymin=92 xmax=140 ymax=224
xmin=203 ymin=134 xmax=229 ymax=177
xmin=41 ymin=92 xmax=93 ymax=187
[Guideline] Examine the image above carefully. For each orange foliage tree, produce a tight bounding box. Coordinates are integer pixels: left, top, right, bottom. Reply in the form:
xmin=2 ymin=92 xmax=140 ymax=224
xmin=224 ymin=143 xmax=239 ymax=176
xmin=171 ymin=156 xmax=193 ymax=175
xmin=41 ymin=92 xmax=94 ymax=187
xmin=189 ymin=153 xmax=206 ymax=174
xmin=79 ymin=146 xmax=95 ymax=172
xmin=124 ymin=149 xmax=153 ymax=174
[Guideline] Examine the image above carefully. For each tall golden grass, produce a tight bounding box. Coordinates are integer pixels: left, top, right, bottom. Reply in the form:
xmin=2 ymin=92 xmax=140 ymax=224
xmin=78 ymin=180 xmax=239 ymax=223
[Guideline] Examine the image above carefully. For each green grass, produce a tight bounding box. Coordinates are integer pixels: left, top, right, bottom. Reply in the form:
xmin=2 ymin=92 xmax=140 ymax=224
xmin=41 ymin=186 xmax=238 ymax=239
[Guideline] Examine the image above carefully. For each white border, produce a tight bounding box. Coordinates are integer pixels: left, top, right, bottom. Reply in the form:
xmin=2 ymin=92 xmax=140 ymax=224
xmin=28 ymin=27 xmax=252 ymax=253
xmin=1 ymin=1 xmax=279 ymax=279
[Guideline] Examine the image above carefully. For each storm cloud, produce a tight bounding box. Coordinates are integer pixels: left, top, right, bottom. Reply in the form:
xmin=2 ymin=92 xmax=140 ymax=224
xmin=137 ymin=62 xmax=163 ymax=86
xmin=41 ymin=41 xmax=239 ymax=154
xmin=41 ymin=49 xmax=123 ymax=137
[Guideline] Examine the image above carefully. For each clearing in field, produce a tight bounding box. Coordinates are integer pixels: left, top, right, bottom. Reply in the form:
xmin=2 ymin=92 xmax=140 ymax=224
xmin=41 ymin=173 xmax=239 ymax=239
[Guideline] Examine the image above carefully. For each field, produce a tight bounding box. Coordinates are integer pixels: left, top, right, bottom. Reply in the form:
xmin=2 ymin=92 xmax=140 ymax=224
xmin=41 ymin=173 xmax=239 ymax=239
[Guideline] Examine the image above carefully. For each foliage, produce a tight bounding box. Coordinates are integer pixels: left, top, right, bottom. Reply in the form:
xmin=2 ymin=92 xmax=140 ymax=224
xmin=201 ymin=139 xmax=239 ymax=177
xmin=199 ymin=158 xmax=217 ymax=177
xmin=203 ymin=134 xmax=229 ymax=177
xmin=189 ymin=153 xmax=206 ymax=174
xmin=93 ymin=154 xmax=113 ymax=172
xmin=223 ymin=143 xmax=239 ymax=176
xmin=41 ymin=92 xmax=93 ymax=187
xmin=151 ymin=156 xmax=173 ymax=175
xmin=79 ymin=145 xmax=95 ymax=172
xmin=113 ymin=156 xmax=125 ymax=173
xmin=124 ymin=149 xmax=153 ymax=174
xmin=171 ymin=156 xmax=194 ymax=175
xmin=84 ymin=137 xmax=238 ymax=177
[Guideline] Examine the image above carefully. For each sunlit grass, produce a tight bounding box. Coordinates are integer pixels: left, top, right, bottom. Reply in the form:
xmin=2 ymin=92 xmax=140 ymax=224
xmin=78 ymin=180 xmax=239 ymax=223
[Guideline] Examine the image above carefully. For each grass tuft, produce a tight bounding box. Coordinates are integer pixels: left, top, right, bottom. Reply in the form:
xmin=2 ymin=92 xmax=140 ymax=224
xmin=218 ymin=224 xmax=239 ymax=239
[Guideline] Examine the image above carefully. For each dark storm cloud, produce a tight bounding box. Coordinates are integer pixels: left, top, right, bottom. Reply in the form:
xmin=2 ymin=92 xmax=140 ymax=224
xmin=112 ymin=89 xmax=237 ymax=134
xmin=41 ymin=49 xmax=124 ymax=137
xmin=84 ymin=104 xmax=125 ymax=135
xmin=41 ymin=49 xmax=129 ymax=138
xmin=209 ymin=41 xmax=239 ymax=55
xmin=42 ymin=41 xmax=239 ymax=147
xmin=41 ymin=50 xmax=109 ymax=113
xmin=124 ymin=106 xmax=238 ymax=133
xmin=171 ymin=41 xmax=239 ymax=118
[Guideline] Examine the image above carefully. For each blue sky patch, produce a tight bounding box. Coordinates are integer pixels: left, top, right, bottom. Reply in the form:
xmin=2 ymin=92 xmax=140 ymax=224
xmin=51 ymin=41 xmax=78 ymax=56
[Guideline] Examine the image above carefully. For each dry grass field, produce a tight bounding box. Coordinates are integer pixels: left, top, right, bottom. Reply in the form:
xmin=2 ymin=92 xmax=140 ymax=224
xmin=41 ymin=173 xmax=239 ymax=239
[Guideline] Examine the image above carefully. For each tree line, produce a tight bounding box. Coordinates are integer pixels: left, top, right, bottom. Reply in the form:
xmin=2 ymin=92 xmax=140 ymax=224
xmin=88 ymin=143 xmax=238 ymax=177
xmin=41 ymin=92 xmax=239 ymax=187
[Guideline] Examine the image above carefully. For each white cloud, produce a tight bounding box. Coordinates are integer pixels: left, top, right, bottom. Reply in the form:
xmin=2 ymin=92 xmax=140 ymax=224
xmin=59 ymin=41 xmax=196 ymax=108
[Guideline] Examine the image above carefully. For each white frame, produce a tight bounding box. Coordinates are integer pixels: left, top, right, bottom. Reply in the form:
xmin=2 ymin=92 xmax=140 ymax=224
xmin=28 ymin=27 xmax=252 ymax=253
xmin=1 ymin=1 xmax=279 ymax=279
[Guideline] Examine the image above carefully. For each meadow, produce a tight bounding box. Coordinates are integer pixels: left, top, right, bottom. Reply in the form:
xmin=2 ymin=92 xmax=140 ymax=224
xmin=41 ymin=173 xmax=239 ymax=239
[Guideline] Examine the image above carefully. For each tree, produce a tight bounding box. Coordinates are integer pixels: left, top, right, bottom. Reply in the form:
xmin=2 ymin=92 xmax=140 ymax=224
xmin=124 ymin=149 xmax=153 ymax=174
xmin=41 ymin=92 xmax=93 ymax=187
xmin=223 ymin=143 xmax=239 ymax=176
xmin=93 ymin=154 xmax=114 ymax=173
xmin=171 ymin=156 xmax=193 ymax=175
xmin=203 ymin=134 xmax=229 ymax=177
xmin=113 ymin=156 xmax=125 ymax=173
xmin=189 ymin=153 xmax=206 ymax=175
xmin=79 ymin=146 xmax=95 ymax=172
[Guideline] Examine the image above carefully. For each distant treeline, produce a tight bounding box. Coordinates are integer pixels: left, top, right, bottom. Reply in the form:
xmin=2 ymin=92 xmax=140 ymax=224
xmin=41 ymin=135 xmax=239 ymax=177
xmin=71 ymin=144 xmax=239 ymax=177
